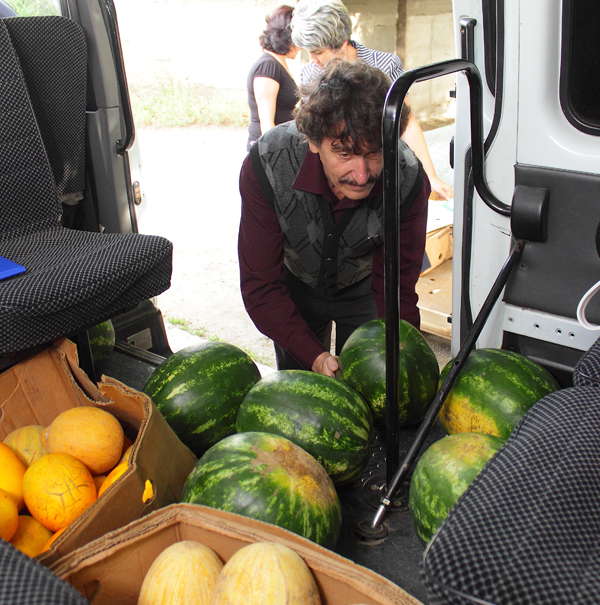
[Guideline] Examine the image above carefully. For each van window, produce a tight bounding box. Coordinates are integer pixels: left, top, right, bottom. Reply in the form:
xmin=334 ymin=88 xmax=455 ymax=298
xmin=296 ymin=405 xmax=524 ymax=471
xmin=560 ymin=0 xmax=600 ymax=134
xmin=6 ymin=0 xmax=60 ymax=16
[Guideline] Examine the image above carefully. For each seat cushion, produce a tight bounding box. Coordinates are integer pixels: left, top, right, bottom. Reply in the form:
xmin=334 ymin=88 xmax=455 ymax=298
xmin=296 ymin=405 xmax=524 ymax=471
xmin=0 ymin=226 xmax=172 ymax=353
xmin=0 ymin=540 xmax=87 ymax=604
xmin=422 ymin=386 xmax=600 ymax=605
xmin=573 ymin=336 xmax=600 ymax=388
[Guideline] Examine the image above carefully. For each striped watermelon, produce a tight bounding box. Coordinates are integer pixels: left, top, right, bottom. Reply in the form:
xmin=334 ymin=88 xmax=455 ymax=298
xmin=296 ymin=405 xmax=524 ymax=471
xmin=142 ymin=341 xmax=261 ymax=456
xmin=338 ymin=318 xmax=439 ymax=427
xmin=180 ymin=431 xmax=342 ymax=549
xmin=236 ymin=370 xmax=374 ymax=485
xmin=409 ymin=432 xmax=505 ymax=543
xmin=88 ymin=319 xmax=115 ymax=363
xmin=439 ymin=348 xmax=559 ymax=439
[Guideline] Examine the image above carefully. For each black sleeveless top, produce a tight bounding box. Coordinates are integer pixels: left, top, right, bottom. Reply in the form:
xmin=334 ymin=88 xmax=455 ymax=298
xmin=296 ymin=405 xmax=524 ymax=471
xmin=247 ymin=53 xmax=298 ymax=142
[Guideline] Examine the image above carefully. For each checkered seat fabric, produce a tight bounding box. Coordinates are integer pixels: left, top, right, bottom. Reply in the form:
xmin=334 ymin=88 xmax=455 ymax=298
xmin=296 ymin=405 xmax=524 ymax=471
xmin=422 ymin=385 xmax=600 ymax=605
xmin=3 ymin=16 xmax=87 ymax=201
xmin=0 ymin=16 xmax=172 ymax=354
xmin=573 ymin=336 xmax=600 ymax=388
xmin=0 ymin=541 xmax=87 ymax=605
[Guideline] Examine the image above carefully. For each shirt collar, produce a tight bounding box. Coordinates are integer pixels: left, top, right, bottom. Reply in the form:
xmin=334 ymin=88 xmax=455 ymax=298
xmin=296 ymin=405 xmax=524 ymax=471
xmin=293 ymin=146 xmax=383 ymax=208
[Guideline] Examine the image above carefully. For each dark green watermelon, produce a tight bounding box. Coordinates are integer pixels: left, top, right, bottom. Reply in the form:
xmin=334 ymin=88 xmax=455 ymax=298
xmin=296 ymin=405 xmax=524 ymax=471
xmin=142 ymin=341 xmax=261 ymax=456
xmin=236 ymin=370 xmax=373 ymax=485
xmin=337 ymin=318 xmax=439 ymax=427
xmin=409 ymin=432 xmax=505 ymax=543
xmin=439 ymin=348 xmax=560 ymax=439
xmin=88 ymin=319 xmax=115 ymax=363
xmin=180 ymin=431 xmax=342 ymax=549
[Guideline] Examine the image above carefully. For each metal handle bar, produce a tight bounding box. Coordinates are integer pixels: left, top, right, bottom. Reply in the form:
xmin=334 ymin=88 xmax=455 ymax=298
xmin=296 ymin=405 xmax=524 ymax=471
xmin=382 ymin=59 xmax=511 ymax=492
xmin=383 ymin=58 xmax=510 ymax=217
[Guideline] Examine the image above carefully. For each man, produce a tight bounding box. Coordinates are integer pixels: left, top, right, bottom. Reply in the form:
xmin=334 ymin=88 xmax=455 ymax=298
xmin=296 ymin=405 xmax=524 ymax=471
xmin=290 ymin=0 xmax=452 ymax=201
xmin=238 ymin=60 xmax=430 ymax=377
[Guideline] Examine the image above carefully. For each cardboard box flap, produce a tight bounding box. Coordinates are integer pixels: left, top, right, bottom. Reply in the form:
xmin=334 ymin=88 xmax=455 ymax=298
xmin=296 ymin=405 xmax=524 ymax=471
xmin=57 ymin=337 xmax=109 ymax=403
xmin=97 ymin=376 xmax=150 ymax=435
xmin=0 ymin=342 xmax=109 ymax=437
xmin=53 ymin=504 xmax=424 ymax=605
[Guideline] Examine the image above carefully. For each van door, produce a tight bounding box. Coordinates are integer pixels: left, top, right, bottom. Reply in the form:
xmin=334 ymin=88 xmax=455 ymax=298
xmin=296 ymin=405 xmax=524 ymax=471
xmin=452 ymin=0 xmax=600 ymax=383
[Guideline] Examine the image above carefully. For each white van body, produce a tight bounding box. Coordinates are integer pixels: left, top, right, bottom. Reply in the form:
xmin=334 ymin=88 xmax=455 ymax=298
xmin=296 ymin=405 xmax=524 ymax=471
xmin=451 ymin=0 xmax=600 ymax=383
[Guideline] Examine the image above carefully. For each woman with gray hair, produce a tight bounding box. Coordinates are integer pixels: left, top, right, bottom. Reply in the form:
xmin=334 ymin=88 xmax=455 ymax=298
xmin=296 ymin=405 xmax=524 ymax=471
xmin=291 ymin=0 xmax=452 ymax=200
xmin=291 ymin=0 xmax=352 ymax=58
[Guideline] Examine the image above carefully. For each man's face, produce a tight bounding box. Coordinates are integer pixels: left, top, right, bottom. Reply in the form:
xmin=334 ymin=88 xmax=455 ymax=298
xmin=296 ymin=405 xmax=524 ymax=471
xmin=308 ymin=137 xmax=383 ymax=201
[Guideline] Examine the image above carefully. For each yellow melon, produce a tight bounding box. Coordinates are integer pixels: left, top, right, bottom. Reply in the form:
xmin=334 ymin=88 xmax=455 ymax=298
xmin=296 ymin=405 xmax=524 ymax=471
xmin=121 ymin=434 xmax=133 ymax=455
xmin=212 ymin=542 xmax=321 ymax=605
xmin=92 ymin=474 xmax=107 ymax=493
xmin=0 ymin=487 xmax=19 ymax=541
xmin=138 ymin=540 xmax=223 ymax=605
xmin=23 ymin=452 xmax=97 ymax=532
xmin=0 ymin=441 xmax=26 ymax=510
xmin=9 ymin=515 xmax=53 ymax=557
xmin=142 ymin=480 xmax=154 ymax=504
xmin=119 ymin=444 xmax=134 ymax=464
xmin=45 ymin=406 xmax=124 ymax=475
xmin=41 ymin=525 xmax=68 ymax=553
xmin=3 ymin=425 xmax=48 ymax=467
xmin=97 ymin=460 xmax=129 ymax=497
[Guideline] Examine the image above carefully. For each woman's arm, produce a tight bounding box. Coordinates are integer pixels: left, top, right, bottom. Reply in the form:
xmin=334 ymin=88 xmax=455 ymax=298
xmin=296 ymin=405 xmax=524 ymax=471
xmin=401 ymin=109 xmax=453 ymax=201
xmin=253 ymin=77 xmax=280 ymax=135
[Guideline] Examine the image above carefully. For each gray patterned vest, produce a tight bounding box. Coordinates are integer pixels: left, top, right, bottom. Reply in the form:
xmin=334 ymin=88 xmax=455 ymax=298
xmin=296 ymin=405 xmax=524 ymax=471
xmin=250 ymin=122 xmax=422 ymax=295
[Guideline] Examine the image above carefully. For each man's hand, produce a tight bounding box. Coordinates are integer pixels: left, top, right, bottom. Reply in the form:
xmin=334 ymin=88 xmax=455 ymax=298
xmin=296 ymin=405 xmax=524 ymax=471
xmin=311 ymin=352 xmax=339 ymax=377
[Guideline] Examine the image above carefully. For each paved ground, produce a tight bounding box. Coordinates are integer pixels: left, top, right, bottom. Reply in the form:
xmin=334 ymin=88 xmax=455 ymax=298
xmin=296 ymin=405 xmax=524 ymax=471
xmin=137 ymin=124 xmax=455 ymax=369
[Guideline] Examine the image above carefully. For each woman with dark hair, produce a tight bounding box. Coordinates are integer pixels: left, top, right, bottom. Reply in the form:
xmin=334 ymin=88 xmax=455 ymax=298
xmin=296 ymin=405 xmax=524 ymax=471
xmin=246 ymin=5 xmax=299 ymax=150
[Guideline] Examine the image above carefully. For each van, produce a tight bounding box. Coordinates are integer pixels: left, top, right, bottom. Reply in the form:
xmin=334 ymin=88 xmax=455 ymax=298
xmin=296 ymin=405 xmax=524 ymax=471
xmin=1 ymin=0 xmax=598 ymax=603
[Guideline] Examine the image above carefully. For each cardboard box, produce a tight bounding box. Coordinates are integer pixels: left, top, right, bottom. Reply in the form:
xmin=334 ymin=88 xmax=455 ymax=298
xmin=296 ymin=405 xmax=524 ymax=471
xmin=0 ymin=338 xmax=197 ymax=567
xmin=421 ymin=225 xmax=453 ymax=276
xmin=52 ymin=503 xmax=424 ymax=605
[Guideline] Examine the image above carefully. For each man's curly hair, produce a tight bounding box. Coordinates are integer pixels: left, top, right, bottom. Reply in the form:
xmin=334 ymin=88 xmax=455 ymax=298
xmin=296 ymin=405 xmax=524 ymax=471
xmin=294 ymin=59 xmax=392 ymax=154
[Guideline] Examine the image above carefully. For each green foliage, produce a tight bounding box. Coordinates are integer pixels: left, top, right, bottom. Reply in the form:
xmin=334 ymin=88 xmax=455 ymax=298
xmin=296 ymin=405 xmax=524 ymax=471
xmin=6 ymin=0 xmax=60 ymax=16
xmin=130 ymin=80 xmax=249 ymax=129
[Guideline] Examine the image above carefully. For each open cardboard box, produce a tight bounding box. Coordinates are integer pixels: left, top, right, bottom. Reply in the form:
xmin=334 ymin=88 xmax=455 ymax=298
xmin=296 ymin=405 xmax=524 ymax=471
xmin=52 ymin=503 xmax=424 ymax=605
xmin=0 ymin=338 xmax=197 ymax=567
xmin=421 ymin=225 xmax=453 ymax=277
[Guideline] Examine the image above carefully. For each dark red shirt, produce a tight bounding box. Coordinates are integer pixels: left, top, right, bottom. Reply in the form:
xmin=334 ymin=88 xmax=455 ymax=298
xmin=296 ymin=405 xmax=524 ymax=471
xmin=238 ymin=147 xmax=430 ymax=369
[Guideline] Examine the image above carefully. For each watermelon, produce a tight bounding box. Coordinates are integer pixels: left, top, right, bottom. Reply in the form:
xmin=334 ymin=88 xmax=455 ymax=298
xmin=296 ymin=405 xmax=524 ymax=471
xmin=236 ymin=370 xmax=374 ymax=485
xmin=142 ymin=341 xmax=261 ymax=456
xmin=409 ymin=432 xmax=505 ymax=544
xmin=88 ymin=319 xmax=115 ymax=363
xmin=439 ymin=348 xmax=560 ymax=439
xmin=337 ymin=318 xmax=439 ymax=427
xmin=180 ymin=431 xmax=342 ymax=549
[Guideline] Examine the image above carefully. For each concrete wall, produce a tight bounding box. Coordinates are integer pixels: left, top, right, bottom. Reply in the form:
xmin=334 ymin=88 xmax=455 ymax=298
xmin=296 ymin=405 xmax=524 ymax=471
xmin=346 ymin=0 xmax=456 ymax=121
xmin=116 ymin=0 xmax=456 ymax=121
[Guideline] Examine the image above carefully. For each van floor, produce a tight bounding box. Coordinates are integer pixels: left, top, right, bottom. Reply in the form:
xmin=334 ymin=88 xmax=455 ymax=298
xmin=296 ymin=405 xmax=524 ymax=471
xmin=98 ymin=349 xmax=447 ymax=603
